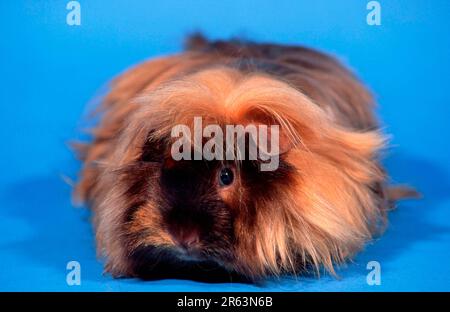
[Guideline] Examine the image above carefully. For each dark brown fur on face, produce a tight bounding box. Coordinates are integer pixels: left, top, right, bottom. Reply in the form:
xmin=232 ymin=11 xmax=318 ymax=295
xmin=74 ymin=34 xmax=417 ymax=281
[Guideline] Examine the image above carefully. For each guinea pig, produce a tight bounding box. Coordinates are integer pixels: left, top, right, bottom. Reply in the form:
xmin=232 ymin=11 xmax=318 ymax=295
xmin=74 ymin=34 xmax=417 ymax=281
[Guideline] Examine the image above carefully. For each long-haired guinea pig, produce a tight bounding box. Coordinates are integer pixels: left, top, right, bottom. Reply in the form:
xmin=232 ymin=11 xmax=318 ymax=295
xmin=74 ymin=34 xmax=417 ymax=281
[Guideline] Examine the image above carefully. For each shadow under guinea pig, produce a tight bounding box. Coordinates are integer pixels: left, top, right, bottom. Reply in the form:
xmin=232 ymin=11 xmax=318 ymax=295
xmin=127 ymin=245 xmax=254 ymax=283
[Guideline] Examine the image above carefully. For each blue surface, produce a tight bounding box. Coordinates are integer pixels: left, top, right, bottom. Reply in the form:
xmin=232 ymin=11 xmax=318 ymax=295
xmin=1 ymin=0 xmax=450 ymax=291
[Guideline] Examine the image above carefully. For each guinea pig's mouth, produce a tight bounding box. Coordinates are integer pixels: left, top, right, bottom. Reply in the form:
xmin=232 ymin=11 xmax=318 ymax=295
xmin=172 ymin=246 xmax=204 ymax=262
xmin=128 ymin=245 xmax=251 ymax=283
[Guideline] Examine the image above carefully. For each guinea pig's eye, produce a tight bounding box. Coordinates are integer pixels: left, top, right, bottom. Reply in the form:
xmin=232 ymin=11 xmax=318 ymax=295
xmin=219 ymin=167 xmax=234 ymax=187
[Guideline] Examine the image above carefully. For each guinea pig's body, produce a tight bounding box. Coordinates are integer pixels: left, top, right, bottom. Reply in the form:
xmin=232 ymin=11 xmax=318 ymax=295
xmin=75 ymin=35 xmax=414 ymax=281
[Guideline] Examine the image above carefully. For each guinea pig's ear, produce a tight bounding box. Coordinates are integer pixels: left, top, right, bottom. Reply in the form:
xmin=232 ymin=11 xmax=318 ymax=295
xmin=267 ymin=124 xmax=294 ymax=155
xmin=242 ymin=113 xmax=296 ymax=157
xmin=140 ymin=130 xmax=168 ymax=163
xmin=112 ymin=123 xmax=169 ymax=167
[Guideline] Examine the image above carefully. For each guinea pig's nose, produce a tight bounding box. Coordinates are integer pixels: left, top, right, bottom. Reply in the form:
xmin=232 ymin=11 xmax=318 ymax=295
xmin=171 ymin=227 xmax=200 ymax=250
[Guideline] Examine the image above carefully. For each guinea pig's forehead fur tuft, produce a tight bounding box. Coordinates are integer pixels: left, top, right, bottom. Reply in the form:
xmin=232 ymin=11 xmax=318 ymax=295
xmin=131 ymin=67 xmax=315 ymax=132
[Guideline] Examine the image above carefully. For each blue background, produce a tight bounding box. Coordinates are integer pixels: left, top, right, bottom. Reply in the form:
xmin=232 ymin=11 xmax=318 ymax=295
xmin=1 ymin=0 xmax=449 ymax=291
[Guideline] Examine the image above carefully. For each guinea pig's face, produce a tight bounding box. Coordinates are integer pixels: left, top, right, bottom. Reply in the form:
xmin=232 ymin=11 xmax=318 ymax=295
xmin=122 ymin=133 xmax=295 ymax=280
